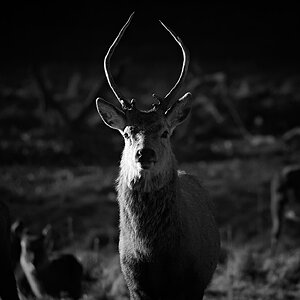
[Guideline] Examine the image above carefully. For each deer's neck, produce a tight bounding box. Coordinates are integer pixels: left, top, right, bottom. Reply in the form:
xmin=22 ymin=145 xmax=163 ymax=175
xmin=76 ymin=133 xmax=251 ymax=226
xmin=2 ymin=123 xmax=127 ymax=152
xmin=117 ymin=163 xmax=181 ymax=250
xmin=20 ymin=255 xmax=44 ymax=298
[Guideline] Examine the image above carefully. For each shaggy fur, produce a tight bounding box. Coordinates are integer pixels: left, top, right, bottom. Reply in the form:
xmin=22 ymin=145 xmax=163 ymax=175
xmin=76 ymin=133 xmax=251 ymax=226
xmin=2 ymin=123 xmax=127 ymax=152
xmin=117 ymin=163 xmax=220 ymax=299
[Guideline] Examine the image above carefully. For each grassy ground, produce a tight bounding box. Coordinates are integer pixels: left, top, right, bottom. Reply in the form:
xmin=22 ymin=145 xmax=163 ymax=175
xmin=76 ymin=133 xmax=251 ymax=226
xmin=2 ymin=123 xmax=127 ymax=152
xmin=2 ymin=151 xmax=300 ymax=299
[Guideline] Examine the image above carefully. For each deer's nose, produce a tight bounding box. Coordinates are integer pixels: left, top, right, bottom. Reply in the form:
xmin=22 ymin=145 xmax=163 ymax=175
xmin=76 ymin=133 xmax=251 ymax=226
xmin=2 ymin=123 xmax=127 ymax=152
xmin=136 ymin=148 xmax=156 ymax=167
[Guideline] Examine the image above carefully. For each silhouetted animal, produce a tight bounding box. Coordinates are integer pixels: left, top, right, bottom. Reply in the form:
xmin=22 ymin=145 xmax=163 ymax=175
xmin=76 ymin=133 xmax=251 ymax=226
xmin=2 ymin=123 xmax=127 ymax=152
xmin=0 ymin=201 xmax=20 ymax=300
xmin=96 ymin=13 xmax=220 ymax=300
xmin=271 ymin=165 xmax=300 ymax=247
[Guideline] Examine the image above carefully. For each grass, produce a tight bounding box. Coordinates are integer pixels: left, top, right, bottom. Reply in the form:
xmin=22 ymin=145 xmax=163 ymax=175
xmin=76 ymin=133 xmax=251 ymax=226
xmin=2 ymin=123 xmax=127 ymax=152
xmin=2 ymin=152 xmax=299 ymax=299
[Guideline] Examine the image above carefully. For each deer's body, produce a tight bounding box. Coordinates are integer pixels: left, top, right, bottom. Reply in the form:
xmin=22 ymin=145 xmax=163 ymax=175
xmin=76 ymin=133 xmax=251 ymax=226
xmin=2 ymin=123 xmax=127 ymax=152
xmin=96 ymin=13 xmax=220 ymax=299
xmin=118 ymin=169 xmax=219 ymax=299
xmin=0 ymin=201 xmax=20 ymax=300
xmin=271 ymin=165 xmax=300 ymax=246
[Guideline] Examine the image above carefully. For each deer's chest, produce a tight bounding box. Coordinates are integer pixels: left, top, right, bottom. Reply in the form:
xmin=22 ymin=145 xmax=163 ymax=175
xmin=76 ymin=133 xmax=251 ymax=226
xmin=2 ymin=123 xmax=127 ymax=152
xmin=119 ymin=187 xmax=177 ymax=242
xmin=120 ymin=249 xmax=188 ymax=298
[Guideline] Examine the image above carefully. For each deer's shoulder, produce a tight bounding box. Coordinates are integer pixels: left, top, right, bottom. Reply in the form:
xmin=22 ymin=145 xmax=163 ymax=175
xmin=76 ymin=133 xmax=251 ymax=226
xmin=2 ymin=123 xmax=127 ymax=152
xmin=177 ymin=170 xmax=205 ymax=191
xmin=177 ymin=170 xmax=214 ymax=211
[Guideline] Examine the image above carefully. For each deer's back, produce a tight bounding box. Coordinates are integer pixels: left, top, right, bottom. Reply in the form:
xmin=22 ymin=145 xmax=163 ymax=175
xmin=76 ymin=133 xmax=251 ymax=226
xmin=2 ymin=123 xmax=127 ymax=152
xmin=37 ymin=254 xmax=83 ymax=299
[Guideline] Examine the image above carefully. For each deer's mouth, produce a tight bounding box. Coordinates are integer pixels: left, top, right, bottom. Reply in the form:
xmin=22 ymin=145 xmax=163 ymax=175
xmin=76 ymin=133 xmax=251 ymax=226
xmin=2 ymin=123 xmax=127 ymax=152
xmin=139 ymin=160 xmax=156 ymax=170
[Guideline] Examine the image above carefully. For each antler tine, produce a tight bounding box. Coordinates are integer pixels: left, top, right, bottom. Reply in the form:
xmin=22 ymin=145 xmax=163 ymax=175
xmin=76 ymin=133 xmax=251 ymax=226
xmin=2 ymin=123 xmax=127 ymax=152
xmin=157 ymin=21 xmax=190 ymax=111
xmin=104 ymin=12 xmax=135 ymax=110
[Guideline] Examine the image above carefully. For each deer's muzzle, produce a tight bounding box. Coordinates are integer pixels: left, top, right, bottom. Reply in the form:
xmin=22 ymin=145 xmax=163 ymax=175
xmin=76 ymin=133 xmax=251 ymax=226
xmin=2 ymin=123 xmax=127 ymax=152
xmin=136 ymin=148 xmax=157 ymax=169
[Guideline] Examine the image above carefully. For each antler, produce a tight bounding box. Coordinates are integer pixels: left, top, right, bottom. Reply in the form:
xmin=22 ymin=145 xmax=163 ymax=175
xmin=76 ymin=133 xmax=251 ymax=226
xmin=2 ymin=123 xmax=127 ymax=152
xmin=153 ymin=21 xmax=190 ymax=111
xmin=104 ymin=12 xmax=135 ymax=110
xmin=104 ymin=13 xmax=189 ymax=112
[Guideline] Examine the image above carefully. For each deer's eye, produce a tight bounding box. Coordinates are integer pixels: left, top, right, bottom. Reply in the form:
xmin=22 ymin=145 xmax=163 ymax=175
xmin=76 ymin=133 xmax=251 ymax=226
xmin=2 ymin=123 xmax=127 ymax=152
xmin=124 ymin=132 xmax=130 ymax=139
xmin=161 ymin=131 xmax=168 ymax=138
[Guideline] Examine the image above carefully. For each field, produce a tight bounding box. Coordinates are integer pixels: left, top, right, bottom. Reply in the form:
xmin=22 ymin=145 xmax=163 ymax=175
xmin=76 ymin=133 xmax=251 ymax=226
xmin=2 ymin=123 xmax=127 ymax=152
xmin=1 ymin=60 xmax=300 ymax=299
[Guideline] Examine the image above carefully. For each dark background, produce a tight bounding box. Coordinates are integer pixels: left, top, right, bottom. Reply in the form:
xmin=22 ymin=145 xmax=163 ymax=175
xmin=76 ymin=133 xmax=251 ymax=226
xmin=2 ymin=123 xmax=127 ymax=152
xmin=1 ymin=3 xmax=300 ymax=64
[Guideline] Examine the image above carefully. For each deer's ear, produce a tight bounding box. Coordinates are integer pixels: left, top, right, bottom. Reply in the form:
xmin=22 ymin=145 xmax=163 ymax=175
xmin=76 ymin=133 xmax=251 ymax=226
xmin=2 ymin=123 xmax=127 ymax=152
xmin=96 ymin=98 xmax=126 ymax=131
xmin=165 ymin=92 xmax=192 ymax=130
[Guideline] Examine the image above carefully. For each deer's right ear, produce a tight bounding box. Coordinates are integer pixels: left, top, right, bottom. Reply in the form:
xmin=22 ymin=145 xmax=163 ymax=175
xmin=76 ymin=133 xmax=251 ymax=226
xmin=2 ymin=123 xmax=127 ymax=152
xmin=96 ymin=98 xmax=126 ymax=131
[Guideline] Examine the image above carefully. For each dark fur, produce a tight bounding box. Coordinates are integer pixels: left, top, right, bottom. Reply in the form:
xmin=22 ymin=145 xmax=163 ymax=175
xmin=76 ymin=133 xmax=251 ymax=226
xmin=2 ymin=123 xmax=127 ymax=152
xmin=117 ymin=168 xmax=220 ymax=299
xmin=36 ymin=254 xmax=83 ymax=299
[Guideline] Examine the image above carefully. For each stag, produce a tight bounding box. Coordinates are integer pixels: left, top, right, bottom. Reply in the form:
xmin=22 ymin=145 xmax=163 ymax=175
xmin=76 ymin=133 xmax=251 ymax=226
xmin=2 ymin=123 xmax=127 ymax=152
xmin=0 ymin=202 xmax=20 ymax=300
xmin=270 ymin=165 xmax=300 ymax=248
xmin=96 ymin=13 xmax=220 ymax=299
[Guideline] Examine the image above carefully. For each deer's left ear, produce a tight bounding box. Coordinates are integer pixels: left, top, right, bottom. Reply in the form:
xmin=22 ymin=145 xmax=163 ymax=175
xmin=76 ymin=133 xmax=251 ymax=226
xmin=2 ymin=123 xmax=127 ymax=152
xmin=165 ymin=92 xmax=192 ymax=130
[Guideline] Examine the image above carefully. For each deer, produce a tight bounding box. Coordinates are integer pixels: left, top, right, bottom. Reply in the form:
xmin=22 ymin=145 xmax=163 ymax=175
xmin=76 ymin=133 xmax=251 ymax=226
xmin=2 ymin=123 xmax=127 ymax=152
xmin=96 ymin=13 xmax=220 ymax=299
xmin=0 ymin=201 xmax=20 ymax=300
xmin=270 ymin=164 xmax=300 ymax=248
xmin=18 ymin=225 xmax=83 ymax=299
xmin=11 ymin=219 xmax=25 ymax=271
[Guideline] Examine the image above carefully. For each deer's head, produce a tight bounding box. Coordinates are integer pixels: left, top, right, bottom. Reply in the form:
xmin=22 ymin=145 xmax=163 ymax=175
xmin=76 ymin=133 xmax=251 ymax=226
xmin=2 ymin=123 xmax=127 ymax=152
xmin=20 ymin=225 xmax=52 ymax=266
xmin=96 ymin=13 xmax=192 ymax=190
